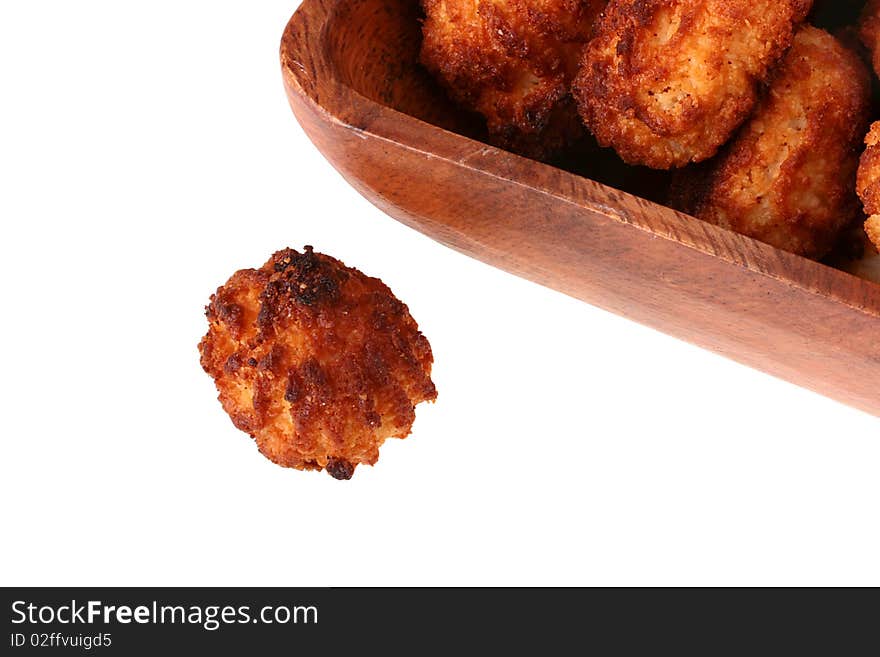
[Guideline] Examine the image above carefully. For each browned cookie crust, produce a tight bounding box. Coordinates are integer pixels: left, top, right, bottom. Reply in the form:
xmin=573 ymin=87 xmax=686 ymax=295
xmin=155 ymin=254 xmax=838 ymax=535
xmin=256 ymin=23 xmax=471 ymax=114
xmin=574 ymin=0 xmax=812 ymax=169
xmin=199 ymin=247 xmax=437 ymax=479
xmin=857 ymin=122 xmax=880 ymax=253
xmin=420 ymin=0 xmax=605 ymax=159
xmin=670 ymin=27 xmax=870 ymax=259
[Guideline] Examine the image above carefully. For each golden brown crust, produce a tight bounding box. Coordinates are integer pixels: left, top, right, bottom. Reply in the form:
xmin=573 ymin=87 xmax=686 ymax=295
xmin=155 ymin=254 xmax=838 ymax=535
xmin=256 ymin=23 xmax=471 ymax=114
xmin=573 ymin=0 xmax=813 ymax=170
xmin=670 ymin=27 xmax=871 ymax=260
xmin=859 ymin=0 xmax=880 ymax=78
xmin=857 ymin=122 xmax=880 ymax=253
xmin=198 ymin=247 xmax=437 ymax=479
xmin=419 ymin=0 xmax=605 ymax=160
xmin=865 ymin=216 xmax=880 ymax=252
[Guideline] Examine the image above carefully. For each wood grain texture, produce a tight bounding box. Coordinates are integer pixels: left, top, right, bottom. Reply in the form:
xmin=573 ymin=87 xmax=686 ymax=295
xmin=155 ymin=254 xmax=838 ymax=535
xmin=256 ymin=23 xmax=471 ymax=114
xmin=280 ymin=0 xmax=880 ymax=417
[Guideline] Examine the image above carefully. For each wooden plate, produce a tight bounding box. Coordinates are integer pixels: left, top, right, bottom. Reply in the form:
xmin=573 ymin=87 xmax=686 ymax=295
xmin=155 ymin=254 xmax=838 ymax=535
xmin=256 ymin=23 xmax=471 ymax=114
xmin=280 ymin=0 xmax=880 ymax=417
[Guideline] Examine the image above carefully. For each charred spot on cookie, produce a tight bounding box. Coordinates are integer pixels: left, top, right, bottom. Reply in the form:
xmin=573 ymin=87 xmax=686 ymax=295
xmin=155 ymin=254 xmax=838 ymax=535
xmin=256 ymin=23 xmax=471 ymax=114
xmin=326 ymin=458 xmax=355 ymax=480
xmin=291 ymin=279 xmax=336 ymax=306
xmin=273 ymin=248 xmax=297 ymax=272
xmin=364 ymin=410 xmax=382 ymax=428
xmin=257 ymin=344 xmax=285 ymax=373
xmin=257 ymin=279 xmax=286 ymax=329
xmin=224 ymin=353 xmax=243 ymax=374
xmin=287 ymin=263 xmax=340 ymax=306
xmin=259 ymin=247 xmax=344 ymax=328
xmin=299 ymin=358 xmax=327 ymax=388
xmin=285 ymin=359 xmax=329 ymax=407
xmin=280 ymin=247 xmax=341 ymax=306
xmin=215 ymin=301 xmax=243 ymax=327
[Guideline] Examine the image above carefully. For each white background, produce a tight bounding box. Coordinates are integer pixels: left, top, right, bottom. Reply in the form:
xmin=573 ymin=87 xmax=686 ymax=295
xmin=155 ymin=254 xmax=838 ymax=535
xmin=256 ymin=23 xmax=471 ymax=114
xmin=1 ymin=0 xmax=878 ymax=587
